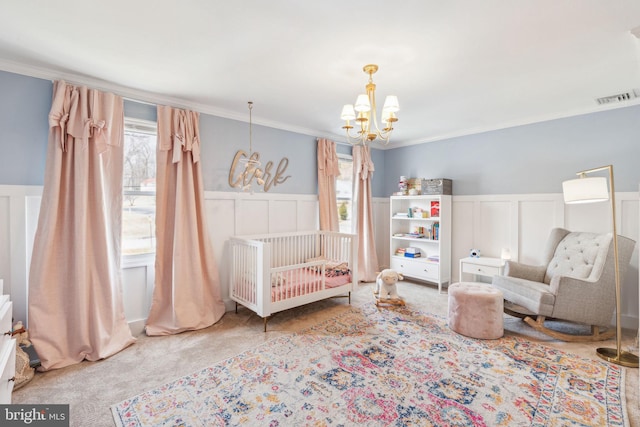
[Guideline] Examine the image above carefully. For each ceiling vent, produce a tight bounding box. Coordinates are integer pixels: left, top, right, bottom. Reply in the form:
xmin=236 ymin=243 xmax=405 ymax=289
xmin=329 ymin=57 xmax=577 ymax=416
xmin=595 ymin=90 xmax=639 ymax=105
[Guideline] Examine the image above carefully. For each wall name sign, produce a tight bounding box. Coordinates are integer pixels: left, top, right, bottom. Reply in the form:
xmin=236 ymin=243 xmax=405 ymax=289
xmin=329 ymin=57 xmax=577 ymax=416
xmin=228 ymin=150 xmax=291 ymax=192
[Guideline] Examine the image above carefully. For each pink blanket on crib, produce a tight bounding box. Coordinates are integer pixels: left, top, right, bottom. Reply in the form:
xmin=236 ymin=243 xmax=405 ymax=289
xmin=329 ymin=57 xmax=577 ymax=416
xmin=271 ymin=268 xmax=351 ymax=301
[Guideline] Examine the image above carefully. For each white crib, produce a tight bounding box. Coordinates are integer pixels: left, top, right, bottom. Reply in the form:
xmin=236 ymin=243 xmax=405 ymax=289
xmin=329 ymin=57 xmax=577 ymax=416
xmin=229 ymin=231 xmax=358 ymax=330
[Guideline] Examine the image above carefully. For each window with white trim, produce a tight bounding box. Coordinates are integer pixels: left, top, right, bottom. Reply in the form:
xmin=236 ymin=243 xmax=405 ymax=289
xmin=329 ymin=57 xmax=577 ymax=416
xmin=122 ymin=118 xmax=157 ymax=255
xmin=336 ymin=153 xmax=353 ymax=234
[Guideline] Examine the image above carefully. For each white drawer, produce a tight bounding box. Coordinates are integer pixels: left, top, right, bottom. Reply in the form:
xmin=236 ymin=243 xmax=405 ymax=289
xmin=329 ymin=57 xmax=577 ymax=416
xmin=462 ymin=262 xmax=501 ymax=277
xmin=391 ymin=257 xmax=440 ymax=282
xmin=0 ymin=297 xmax=12 ymax=349
xmin=0 ymin=338 xmax=16 ymax=404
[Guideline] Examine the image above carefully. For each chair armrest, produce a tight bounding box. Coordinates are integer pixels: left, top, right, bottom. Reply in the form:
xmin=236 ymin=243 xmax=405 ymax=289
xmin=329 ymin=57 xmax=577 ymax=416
xmin=504 ymin=261 xmax=546 ymax=282
xmin=548 ymin=275 xmax=615 ymax=326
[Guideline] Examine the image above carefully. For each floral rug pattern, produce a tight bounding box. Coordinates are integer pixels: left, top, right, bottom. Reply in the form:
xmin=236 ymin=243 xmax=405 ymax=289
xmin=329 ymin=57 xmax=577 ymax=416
xmin=112 ymin=304 xmax=628 ymax=426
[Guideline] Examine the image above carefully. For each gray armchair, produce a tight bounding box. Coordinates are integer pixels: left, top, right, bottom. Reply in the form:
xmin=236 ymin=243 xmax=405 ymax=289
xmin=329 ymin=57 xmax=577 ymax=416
xmin=492 ymin=228 xmax=636 ymax=341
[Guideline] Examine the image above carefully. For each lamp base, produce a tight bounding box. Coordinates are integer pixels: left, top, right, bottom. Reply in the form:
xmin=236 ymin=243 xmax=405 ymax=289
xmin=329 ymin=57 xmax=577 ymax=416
xmin=596 ymin=347 xmax=639 ymax=368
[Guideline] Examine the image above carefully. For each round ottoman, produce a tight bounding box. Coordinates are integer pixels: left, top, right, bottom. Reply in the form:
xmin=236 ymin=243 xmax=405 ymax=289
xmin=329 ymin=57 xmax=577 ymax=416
xmin=448 ymin=282 xmax=504 ymax=339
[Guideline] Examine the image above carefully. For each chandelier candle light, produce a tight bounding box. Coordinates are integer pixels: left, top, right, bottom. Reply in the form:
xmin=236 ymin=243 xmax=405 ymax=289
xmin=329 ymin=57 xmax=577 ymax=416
xmin=340 ymin=64 xmax=399 ymax=145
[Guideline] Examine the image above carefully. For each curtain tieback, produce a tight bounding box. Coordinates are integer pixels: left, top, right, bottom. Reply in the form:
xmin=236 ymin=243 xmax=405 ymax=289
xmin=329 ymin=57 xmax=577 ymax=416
xmin=49 ymin=113 xmax=70 ymax=151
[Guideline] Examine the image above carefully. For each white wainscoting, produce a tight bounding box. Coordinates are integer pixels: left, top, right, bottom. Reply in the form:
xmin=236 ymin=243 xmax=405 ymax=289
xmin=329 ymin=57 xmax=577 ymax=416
xmin=1 ymin=186 xmax=638 ymax=332
xmin=449 ymin=193 xmax=639 ymax=329
xmin=373 ymin=192 xmax=639 ymax=328
xmin=0 ymin=185 xmax=42 ymax=325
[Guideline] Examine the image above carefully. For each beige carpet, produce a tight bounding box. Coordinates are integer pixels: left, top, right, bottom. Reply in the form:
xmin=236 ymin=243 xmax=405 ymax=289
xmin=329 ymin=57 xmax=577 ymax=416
xmin=12 ymin=280 xmax=640 ymax=427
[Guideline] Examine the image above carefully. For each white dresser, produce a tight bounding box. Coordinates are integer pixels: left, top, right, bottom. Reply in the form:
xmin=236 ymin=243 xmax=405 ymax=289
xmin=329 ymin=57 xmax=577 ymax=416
xmin=0 ymin=279 xmax=16 ymax=404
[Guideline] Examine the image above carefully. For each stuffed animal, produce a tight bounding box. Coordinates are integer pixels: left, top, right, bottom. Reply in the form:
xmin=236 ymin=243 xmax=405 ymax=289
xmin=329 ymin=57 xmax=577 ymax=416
xmin=11 ymin=321 xmax=35 ymax=389
xmin=12 ymin=321 xmax=31 ymax=347
xmin=375 ymin=269 xmax=404 ymax=300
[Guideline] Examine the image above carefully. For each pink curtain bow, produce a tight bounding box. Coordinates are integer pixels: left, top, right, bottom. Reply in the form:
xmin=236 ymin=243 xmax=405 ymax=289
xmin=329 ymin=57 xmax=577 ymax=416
xmin=159 ymin=108 xmax=201 ymax=163
xmin=171 ymin=132 xmax=201 ymax=164
xmin=84 ymin=118 xmax=109 ymax=153
xmin=355 ymin=145 xmax=375 ymax=181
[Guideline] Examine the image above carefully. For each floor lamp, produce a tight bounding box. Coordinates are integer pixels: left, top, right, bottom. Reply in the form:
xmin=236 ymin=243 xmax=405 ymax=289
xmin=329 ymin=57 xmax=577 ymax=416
xmin=562 ymin=164 xmax=639 ymax=368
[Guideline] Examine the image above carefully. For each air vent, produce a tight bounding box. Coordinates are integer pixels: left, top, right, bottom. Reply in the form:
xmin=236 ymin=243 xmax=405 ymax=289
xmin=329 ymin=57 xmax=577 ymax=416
xmin=596 ymin=90 xmax=639 ymax=105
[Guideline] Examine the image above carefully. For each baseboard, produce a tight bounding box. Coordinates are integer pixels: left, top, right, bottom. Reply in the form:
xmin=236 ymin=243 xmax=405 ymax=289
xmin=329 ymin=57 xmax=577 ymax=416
xmin=621 ymin=314 xmax=639 ymax=331
xmin=127 ymin=319 xmax=147 ymax=337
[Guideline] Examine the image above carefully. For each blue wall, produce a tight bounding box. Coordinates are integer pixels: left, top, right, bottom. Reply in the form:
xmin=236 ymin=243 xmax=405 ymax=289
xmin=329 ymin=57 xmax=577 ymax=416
xmin=384 ymin=105 xmax=640 ymax=196
xmin=199 ymin=114 xmax=319 ymax=194
xmin=0 ymin=71 xmax=50 ymax=185
xmin=0 ymin=70 xmax=361 ymax=195
xmin=1 ymin=69 xmax=638 ymax=198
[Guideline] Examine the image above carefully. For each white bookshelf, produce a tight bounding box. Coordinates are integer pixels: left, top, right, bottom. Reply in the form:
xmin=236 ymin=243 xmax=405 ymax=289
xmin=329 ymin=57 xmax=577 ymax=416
xmin=389 ymin=195 xmax=451 ymax=293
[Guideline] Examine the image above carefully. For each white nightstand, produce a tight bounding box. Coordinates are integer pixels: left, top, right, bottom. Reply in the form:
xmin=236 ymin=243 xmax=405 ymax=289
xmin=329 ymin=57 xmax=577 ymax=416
xmin=459 ymin=257 xmax=505 ymax=282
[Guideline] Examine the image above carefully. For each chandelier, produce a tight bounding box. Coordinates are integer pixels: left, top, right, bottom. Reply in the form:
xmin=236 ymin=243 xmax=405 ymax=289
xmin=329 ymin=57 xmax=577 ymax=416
xmin=236 ymin=101 xmax=264 ymax=192
xmin=340 ymin=64 xmax=399 ymax=145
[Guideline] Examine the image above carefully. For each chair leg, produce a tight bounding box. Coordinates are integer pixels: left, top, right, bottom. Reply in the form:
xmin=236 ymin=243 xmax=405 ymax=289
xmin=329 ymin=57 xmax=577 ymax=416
xmin=522 ymin=315 xmax=615 ymax=342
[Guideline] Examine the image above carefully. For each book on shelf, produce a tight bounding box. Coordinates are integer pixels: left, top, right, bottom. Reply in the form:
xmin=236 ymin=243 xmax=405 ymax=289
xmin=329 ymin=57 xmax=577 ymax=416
xmin=405 ymin=247 xmax=421 ymax=254
xmin=430 ymin=200 xmax=440 ymax=217
xmin=404 ymin=252 xmax=422 ymax=258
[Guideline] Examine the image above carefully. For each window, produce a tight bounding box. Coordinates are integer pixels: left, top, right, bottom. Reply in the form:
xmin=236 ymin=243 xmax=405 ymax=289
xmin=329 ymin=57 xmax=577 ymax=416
xmin=336 ymin=154 xmax=353 ymax=234
xmin=122 ymin=118 xmax=157 ymax=256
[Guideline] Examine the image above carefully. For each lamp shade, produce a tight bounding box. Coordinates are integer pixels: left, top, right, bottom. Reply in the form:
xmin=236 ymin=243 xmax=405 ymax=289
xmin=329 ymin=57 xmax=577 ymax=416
xmin=382 ymin=95 xmax=400 ymax=112
xmin=340 ymin=104 xmax=356 ymax=121
xmin=354 ymin=94 xmax=371 ymax=112
xmin=562 ymin=177 xmax=609 ymax=204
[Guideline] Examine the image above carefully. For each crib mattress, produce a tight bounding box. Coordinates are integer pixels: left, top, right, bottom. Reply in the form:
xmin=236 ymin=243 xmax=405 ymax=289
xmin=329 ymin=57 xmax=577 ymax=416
xmin=271 ymin=268 xmax=351 ymax=301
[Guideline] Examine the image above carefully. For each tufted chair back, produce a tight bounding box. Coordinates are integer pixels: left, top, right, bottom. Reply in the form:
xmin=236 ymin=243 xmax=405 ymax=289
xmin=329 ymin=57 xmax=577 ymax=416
xmin=543 ymin=232 xmax=612 ymax=284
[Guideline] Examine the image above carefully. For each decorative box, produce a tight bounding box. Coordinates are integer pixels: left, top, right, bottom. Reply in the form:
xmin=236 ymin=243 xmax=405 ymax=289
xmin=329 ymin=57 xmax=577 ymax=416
xmin=421 ymin=178 xmax=452 ymax=195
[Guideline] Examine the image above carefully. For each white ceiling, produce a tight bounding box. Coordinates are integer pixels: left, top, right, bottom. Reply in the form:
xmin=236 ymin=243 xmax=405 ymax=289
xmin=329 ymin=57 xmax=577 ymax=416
xmin=1 ymin=1 xmax=639 ymax=147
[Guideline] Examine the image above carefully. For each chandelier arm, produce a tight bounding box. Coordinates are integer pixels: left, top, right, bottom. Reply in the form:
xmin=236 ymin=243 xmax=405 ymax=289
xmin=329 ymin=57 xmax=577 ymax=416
xmin=344 ymin=126 xmax=366 ymax=145
xmin=365 ymin=73 xmax=393 ymax=142
xmin=367 ymin=86 xmax=383 ymax=137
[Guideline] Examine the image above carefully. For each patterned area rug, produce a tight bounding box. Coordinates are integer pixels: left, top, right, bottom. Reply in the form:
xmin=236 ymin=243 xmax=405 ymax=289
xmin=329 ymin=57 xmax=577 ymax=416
xmin=112 ymin=304 xmax=628 ymax=426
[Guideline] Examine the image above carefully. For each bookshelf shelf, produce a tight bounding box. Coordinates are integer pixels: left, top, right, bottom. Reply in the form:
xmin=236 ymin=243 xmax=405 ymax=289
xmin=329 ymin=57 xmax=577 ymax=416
xmin=389 ymin=195 xmax=451 ymax=293
xmin=391 ymin=216 xmax=441 ymax=221
xmin=392 ymin=236 xmax=440 ymax=243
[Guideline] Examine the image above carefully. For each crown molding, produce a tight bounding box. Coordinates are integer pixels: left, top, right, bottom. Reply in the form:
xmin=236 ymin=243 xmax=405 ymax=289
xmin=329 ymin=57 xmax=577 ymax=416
xmin=0 ymin=58 xmax=331 ymax=140
xmin=1 ymin=58 xmax=638 ymax=151
xmin=394 ymin=98 xmax=640 ymax=149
